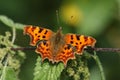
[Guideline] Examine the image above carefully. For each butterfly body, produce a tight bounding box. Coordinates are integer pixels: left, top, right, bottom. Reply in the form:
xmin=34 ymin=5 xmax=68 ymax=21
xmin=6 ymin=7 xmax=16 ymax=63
xmin=47 ymin=28 xmax=66 ymax=62
xmin=24 ymin=25 xmax=96 ymax=66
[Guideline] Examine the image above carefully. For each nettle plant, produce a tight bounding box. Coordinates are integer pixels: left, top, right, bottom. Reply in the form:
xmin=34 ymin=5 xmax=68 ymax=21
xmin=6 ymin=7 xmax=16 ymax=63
xmin=0 ymin=16 xmax=106 ymax=80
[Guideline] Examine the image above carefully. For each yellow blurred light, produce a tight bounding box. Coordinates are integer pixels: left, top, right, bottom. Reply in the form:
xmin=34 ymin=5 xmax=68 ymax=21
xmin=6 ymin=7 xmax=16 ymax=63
xmin=60 ymin=4 xmax=83 ymax=26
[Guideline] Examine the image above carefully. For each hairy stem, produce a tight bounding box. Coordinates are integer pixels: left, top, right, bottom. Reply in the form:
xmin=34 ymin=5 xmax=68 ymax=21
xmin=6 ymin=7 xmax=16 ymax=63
xmin=0 ymin=53 xmax=9 ymax=80
xmin=11 ymin=47 xmax=120 ymax=52
xmin=11 ymin=47 xmax=36 ymax=51
xmin=92 ymin=51 xmax=105 ymax=80
xmin=11 ymin=27 xmax=16 ymax=44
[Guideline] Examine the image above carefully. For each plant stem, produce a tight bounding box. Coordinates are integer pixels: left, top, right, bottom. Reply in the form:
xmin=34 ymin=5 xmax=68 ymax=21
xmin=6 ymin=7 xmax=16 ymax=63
xmin=11 ymin=47 xmax=36 ymax=51
xmin=92 ymin=51 xmax=105 ymax=80
xmin=11 ymin=27 xmax=16 ymax=44
xmin=11 ymin=47 xmax=120 ymax=52
xmin=93 ymin=48 xmax=120 ymax=52
xmin=0 ymin=53 xmax=9 ymax=80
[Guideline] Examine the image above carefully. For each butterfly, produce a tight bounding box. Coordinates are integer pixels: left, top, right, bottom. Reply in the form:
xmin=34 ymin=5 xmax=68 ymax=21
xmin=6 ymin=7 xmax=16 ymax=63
xmin=24 ymin=25 xmax=96 ymax=66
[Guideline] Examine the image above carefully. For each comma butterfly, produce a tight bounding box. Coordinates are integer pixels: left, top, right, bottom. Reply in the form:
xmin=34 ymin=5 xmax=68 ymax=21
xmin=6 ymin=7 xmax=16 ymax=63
xmin=24 ymin=25 xmax=96 ymax=66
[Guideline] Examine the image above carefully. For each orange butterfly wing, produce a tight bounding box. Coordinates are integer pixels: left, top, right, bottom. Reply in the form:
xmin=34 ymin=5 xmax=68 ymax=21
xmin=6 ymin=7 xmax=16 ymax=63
xmin=24 ymin=26 xmax=54 ymax=63
xmin=54 ymin=44 xmax=76 ymax=66
xmin=64 ymin=34 xmax=96 ymax=55
xmin=24 ymin=25 xmax=54 ymax=46
xmin=24 ymin=26 xmax=96 ymax=66
xmin=35 ymin=40 xmax=53 ymax=62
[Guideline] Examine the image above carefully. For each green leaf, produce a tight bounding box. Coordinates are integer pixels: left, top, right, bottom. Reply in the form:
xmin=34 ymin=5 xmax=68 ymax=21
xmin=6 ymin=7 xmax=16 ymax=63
xmin=0 ymin=15 xmax=25 ymax=30
xmin=33 ymin=57 xmax=64 ymax=80
xmin=1 ymin=67 xmax=17 ymax=80
xmin=5 ymin=67 xmax=17 ymax=80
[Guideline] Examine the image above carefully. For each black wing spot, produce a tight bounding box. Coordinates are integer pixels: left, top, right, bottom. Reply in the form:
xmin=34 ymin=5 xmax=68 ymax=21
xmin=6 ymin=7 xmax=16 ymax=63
xmin=39 ymin=28 xmax=43 ymax=33
xmin=76 ymin=35 xmax=80 ymax=40
xmin=35 ymin=33 xmax=37 ymax=36
xmin=46 ymin=48 xmax=49 ymax=51
xmin=70 ymin=41 xmax=73 ymax=44
xmin=71 ymin=35 xmax=73 ymax=40
xmin=38 ymin=35 xmax=40 ymax=37
xmin=43 ymin=41 xmax=49 ymax=47
xmin=80 ymin=42 xmax=82 ymax=44
xmin=43 ymin=41 xmax=46 ymax=45
xmin=44 ymin=30 xmax=48 ymax=34
xmin=76 ymin=42 xmax=78 ymax=45
xmin=42 ymin=36 xmax=46 ymax=38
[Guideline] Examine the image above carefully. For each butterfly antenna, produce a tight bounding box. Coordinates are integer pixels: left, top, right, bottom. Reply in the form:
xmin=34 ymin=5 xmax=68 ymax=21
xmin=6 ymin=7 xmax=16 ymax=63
xmin=56 ymin=10 xmax=62 ymax=32
xmin=56 ymin=10 xmax=60 ymax=27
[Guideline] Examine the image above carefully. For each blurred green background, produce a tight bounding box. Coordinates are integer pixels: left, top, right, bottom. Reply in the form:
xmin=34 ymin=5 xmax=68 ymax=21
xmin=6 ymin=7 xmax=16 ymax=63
xmin=0 ymin=0 xmax=120 ymax=80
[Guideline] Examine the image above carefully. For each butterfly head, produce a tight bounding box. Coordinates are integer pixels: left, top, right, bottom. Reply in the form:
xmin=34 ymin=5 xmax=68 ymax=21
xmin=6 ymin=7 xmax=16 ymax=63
xmin=57 ymin=27 xmax=62 ymax=32
xmin=55 ymin=27 xmax=62 ymax=36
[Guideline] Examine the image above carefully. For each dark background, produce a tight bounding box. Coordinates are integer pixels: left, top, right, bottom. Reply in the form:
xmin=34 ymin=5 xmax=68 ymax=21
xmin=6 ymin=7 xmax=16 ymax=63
xmin=0 ymin=0 xmax=120 ymax=80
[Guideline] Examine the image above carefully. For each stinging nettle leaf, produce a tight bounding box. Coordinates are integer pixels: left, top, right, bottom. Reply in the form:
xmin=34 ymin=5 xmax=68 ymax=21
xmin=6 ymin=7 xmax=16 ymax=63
xmin=34 ymin=57 xmax=64 ymax=80
xmin=1 ymin=67 xmax=18 ymax=80
xmin=0 ymin=15 xmax=14 ymax=27
xmin=0 ymin=15 xmax=25 ymax=30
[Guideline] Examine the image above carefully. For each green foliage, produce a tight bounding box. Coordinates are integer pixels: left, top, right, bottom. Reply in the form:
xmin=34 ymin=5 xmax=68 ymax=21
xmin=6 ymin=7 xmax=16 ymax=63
xmin=34 ymin=57 xmax=64 ymax=80
xmin=0 ymin=32 xmax=26 ymax=80
xmin=0 ymin=16 xmax=26 ymax=80
xmin=60 ymin=53 xmax=91 ymax=80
